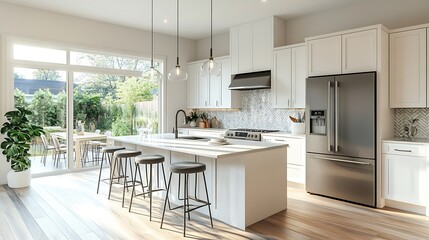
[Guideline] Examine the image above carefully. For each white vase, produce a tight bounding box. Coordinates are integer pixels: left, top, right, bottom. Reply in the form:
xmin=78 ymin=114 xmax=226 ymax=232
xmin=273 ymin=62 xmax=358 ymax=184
xmin=291 ymin=122 xmax=305 ymax=134
xmin=189 ymin=121 xmax=197 ymax=127
xmin=7 ymin=169 xmax=31 ymax=188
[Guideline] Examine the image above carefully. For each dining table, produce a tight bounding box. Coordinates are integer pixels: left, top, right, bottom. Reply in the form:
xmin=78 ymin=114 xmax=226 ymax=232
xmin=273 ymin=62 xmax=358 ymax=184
xmin=51 ymin=132 xmax=107 ymax=168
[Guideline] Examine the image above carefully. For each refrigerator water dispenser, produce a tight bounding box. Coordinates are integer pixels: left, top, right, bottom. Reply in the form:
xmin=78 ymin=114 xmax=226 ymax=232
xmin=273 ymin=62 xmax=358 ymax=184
xmin=310 ymin=110 xmax=326 ymax=135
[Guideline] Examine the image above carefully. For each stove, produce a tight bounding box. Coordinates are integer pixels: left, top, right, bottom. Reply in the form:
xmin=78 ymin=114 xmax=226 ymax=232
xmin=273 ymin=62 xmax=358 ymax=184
xmin=225 ymin=128 xmax=280 ymax=141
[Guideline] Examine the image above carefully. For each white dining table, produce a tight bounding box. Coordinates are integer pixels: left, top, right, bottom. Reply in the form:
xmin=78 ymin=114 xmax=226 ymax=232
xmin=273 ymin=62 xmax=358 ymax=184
xmin=51 ymin=132 xmax=107 ymax=168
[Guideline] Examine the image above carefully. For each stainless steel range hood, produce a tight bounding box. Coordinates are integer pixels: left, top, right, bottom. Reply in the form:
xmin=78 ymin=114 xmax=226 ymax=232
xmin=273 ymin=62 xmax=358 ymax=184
xmin=228 ymin=70 xmax=271 ymax=90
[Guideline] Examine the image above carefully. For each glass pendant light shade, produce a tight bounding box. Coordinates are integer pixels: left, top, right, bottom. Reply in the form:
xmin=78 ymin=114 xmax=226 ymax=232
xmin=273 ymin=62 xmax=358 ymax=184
xmin=143 ymin=66 xmax=163 ymax=82
xmin=168 ymin=0 xmax=188 ymax=81
xmin=144 ymin=0 xmax=163 ymax=83
xmin=201 ymin=0 xmax=221 ymax=77
xmin=201 ymin=56 xmax=221 ymax=77
xmin=168 ymin=64 xmax=188 ymax=81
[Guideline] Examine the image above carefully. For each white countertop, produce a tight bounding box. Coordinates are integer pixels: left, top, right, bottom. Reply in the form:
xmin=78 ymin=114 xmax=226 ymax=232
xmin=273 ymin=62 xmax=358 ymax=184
xmin=261 ymin=132 xmax=306 ymax=139
xmin=179 ymin=127 xmax=228 ymax=132
xmin=383 ymin=137 xmax=429 ymax=145
xmin=109 ymin=133 xmax=287 ymax=159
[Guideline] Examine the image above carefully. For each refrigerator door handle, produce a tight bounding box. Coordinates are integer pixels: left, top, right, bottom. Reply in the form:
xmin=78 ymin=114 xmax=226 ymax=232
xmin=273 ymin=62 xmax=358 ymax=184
xmin=327 ymin=81 xmax=332 ymax=152
xmin=335 ymin=81 xmax=339 ymax=152
xmin=312 ymin=156 xmax=371 ymax=165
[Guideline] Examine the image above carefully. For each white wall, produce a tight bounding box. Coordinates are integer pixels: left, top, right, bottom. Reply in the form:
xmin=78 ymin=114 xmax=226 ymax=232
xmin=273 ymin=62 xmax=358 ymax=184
xmin=284 ymin=0 xmax=429 ymax=44
xmin=198 ymin=0 xmax=429 ymax=55
xmin=0 ymin=2 xmax=197 ymax=184
xmin=196 ymin=32 xmax=230 ymax=60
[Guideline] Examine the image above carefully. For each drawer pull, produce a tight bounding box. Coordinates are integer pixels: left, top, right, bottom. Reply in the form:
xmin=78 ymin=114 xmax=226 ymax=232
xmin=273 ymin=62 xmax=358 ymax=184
xmin=394 ymin=149 xmax=412 ymax=153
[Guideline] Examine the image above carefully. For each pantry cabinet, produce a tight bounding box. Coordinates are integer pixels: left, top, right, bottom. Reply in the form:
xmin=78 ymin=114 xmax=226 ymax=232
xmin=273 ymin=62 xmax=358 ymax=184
xmin=230 ymin=17 xmax=286 ymax=74
xmin=272 ymin=44 xmax=306 ymax=108
xmin=187 ymin=57 xmax=241 ymax=109
xmin=307 ymin=28 xmax=378 ymax=76
xmin=389 ymin=28 xmax=427 ymax=108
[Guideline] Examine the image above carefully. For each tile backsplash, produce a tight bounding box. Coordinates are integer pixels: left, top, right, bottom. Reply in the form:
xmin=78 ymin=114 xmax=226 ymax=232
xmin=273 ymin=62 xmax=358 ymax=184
xmin=204 ymin=89 xmax=304 ymax=132
xmin=394 ymin=108 xmax=429 ymax=138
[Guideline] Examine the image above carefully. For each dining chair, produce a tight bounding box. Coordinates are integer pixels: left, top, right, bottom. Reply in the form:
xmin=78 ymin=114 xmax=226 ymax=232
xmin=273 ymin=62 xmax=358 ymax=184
xmin=40 ymin=134 xmax=55 ymax=166
xmin=52 ymin=135 xmax=67 ymax=167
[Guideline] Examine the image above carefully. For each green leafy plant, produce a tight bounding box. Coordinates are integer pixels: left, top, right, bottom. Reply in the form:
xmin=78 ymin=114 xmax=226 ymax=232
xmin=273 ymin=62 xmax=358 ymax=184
xmin=186 ymin=110 xmax=199 ymax=123
xmin=1 ymin=107 xmax=44 ymax=172
xmin=199 ymin=112 xmax=209 ymax=121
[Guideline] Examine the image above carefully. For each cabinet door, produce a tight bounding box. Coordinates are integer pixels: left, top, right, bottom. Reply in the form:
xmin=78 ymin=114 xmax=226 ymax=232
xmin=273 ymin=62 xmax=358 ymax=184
xmin=252 ymin=18 xmax=273 ymax=71
xmin=272 ymin=48 xmax=292 ymax=108
xmin=383 ymin=154 xmax=427 ymax=206
xmin=342 ymin=29 xmax=377 ymax=73
xmin=291 ymin=46 xmax=306 ymax=108
xmin=307 ymin=36 xmax=341 ymax=76
xmin=187 ymin=63 xmax=199 ymax=108
xmin=287 ymin=138 xmax=304 ymax=166
xmin=238 ymin=23 xmax=253 ymax=73
xmin=209 ymin=74 xmax=222 ymax=108
xmin=230 ymin=26 xmax=239 ymax=75
xmin=390 ymin=29 xmax=427 ymax=108
xmin=198 ymin=71 xmax=210 ymax=108
xmin=221 ymin=58 xmax=231 ymax=108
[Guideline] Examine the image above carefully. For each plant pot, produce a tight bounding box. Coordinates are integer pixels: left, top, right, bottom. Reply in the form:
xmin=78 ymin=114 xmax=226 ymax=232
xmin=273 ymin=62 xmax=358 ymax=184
xmin=189 ymin=121 xmax=197 ymax=127
xmin=7 ymin=169 xmax=31 ymax=188
xmin=291 ymin=122 xmax=305 ymax=134
xmin=199 ymin=121 xmax=206 ymax=128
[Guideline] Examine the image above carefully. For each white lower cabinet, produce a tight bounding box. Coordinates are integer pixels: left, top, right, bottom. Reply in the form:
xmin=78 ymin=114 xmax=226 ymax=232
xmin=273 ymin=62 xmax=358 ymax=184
xmin=262 ymin=135 xmax=306 ymax=184
xmin=382 ymin=141 xmax=428 ymax=210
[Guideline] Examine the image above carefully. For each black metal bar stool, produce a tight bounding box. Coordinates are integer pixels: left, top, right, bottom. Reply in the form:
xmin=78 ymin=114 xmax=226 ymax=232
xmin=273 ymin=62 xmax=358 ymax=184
xmin=109 ymin=149 xmax=141 ymax=207
xmin=129 ymin=154 xmax=169 ymax=220
xmin=96 ymin=146 xmax=125 ymax=194
xmin=160 ymin=161 xmax=213 ymax=237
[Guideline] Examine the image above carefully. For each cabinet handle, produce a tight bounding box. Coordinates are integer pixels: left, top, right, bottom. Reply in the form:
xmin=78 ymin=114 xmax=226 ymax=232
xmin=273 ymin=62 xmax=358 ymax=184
xmin=216 ymin=100 xmax=218 ymax=106
xmin=288 ymin=99 xmax=290 ymax=107
xmin=205 ymin=101 xmax=207 ymax=106
xmin=393 ymin=149 xmax=412 ymax=153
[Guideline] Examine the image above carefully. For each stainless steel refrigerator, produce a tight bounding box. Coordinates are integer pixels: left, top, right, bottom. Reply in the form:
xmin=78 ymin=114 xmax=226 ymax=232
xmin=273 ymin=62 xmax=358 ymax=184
xmin=305 ymin=72 xmax=376 ymax=207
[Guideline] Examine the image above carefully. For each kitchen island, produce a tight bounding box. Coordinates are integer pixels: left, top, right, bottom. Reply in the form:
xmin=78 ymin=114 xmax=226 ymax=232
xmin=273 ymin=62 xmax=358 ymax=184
xmin=110 ymin=134 xmax=287 ymax=230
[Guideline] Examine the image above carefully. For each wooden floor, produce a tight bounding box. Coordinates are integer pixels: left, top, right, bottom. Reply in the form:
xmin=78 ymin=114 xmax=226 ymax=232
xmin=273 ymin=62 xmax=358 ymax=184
xmin=1 ymin=171 xmax=429 ymax=240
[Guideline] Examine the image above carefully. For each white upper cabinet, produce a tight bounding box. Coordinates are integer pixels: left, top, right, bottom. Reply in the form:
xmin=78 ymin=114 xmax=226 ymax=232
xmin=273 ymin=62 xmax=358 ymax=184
xmin=307 ymin=28 xmax=378 ymax=76
xmin=273 ymin=48 xmax=292 ymax=108
xmin=389 ymin=28 xmax=427 ymax=108
xmin=230 ymin=17 xmax=286 ymax=75
xmin=273 ymin=44 xmax=306 ymax=109
xmin=187 ymin=57 xmax=241 ymax=109
xmin=307 ymin=35 xmax=342 ymax=76
xmin=342 ymin=29 xmax=377 ymax=73
xmin=291 ymin=46 xmax=306 ymax=108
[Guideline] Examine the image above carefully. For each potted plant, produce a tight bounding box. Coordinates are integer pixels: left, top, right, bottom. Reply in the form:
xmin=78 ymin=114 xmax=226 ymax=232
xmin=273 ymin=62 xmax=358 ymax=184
xmin=1 ymin=107 xmax=44 ymax=188
xmin=199 ymin=112 xmax=210 ymax=128
xmin=186 ymin=110 xmax=199 ymax=127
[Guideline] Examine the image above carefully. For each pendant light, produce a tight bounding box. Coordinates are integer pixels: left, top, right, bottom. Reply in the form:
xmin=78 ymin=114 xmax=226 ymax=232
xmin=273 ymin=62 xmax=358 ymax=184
xmin=168 ymin=0 xmax=188 ymax=81
xmin=201 ymin=0 xmax=221 ymax=77
xmin=143 ymin=0 xmax=163 ymax=82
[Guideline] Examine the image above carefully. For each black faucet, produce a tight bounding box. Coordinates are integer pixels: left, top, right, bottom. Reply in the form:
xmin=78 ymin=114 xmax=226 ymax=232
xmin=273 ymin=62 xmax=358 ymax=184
xmin=175 ymin=109 xmax=187 ymax=138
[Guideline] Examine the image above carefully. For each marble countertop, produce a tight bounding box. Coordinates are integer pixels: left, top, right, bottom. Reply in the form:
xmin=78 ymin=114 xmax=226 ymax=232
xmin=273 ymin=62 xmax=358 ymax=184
xmin=383 ymin=137 xmax=429 ymax=145
xmin=178 ymin=128 xmax=228 ymax=132
xmin=109 ymin=133 xmax=287 ymax=159
xmin=261 ymin=132 xmax=306 ymax=139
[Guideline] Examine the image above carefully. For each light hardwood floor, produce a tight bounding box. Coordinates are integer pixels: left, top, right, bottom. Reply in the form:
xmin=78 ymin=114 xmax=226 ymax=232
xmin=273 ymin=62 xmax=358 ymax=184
xmin=0 ymin=170 xmax=428 ymax=240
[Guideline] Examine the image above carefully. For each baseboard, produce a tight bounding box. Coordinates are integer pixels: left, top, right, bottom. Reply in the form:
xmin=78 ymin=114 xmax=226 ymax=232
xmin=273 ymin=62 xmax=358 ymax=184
xmin=384 ymin=199 xmax=426 ymax=215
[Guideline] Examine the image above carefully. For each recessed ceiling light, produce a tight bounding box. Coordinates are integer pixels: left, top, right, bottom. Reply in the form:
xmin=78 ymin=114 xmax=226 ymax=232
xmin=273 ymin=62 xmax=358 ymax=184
xmin=261 ymin=0 xmax=267 ymax=2
xmin=163 ymin=19 xmax=168 ymax=23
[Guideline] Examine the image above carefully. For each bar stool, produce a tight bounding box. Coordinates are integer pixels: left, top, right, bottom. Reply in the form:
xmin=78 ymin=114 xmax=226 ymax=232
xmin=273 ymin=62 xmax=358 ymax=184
xmin=109 ymin=149 xmax=141 ymax=207
xmin=160 ymin=161 xmax=213 ymax=237
xmin=96 ymin=146 xmax=125 ymax=194
xmin=129 ymin=154 xmax=169 ymax=221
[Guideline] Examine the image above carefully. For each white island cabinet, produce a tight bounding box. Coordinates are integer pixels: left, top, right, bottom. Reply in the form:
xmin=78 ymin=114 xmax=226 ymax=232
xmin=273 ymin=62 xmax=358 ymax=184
xmin=110 ymin=134 xmax=287 ymax=230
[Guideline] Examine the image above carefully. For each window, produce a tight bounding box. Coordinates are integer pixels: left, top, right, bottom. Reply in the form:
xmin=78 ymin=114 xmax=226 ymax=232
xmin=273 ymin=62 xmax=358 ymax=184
xmin=10 ymin=39 xmax=164 ymax=174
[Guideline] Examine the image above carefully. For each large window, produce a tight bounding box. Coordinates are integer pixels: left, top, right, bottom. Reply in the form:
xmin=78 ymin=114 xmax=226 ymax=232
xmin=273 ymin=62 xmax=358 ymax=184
xmin=10 ymin=39 xmax=164 ymax=174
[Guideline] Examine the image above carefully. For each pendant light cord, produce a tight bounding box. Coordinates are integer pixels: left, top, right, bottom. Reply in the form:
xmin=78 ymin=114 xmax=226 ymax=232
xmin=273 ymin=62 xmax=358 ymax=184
xmin=176 ymin=0 xmax=180 ymax=66
xmin=151 ymin=0 xmax=154 ymax=67
xmin=210 ymin=0 xmax=213 ymax=58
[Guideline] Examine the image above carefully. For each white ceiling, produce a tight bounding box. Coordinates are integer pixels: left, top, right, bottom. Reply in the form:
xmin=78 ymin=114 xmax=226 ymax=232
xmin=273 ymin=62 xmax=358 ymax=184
xmin=0 ymin=0 xmax=367 ymax=40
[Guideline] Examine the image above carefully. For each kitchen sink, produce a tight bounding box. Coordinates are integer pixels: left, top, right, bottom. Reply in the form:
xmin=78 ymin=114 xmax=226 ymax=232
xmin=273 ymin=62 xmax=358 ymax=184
xmin=178 ymin=136 xmax=209 ymax=141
